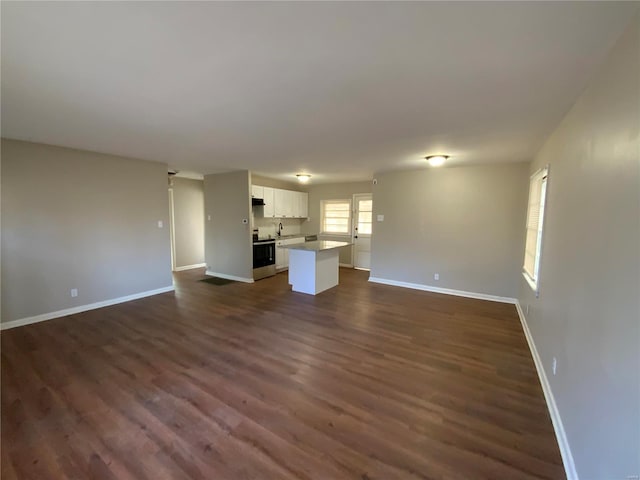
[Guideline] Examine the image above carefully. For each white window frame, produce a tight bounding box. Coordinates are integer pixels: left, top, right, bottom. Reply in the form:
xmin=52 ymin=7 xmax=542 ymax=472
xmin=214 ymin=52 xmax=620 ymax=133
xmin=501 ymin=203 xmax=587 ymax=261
xmin=320 ymin=199 xmax=352 ymax=236
xmin=523 ymin=165 xmax=549 ymax=295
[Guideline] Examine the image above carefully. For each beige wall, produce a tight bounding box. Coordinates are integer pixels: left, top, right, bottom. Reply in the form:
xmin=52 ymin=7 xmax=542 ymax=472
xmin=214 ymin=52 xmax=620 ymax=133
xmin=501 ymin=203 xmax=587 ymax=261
xmin=171 ymin=177 xmax=205 ymax=268
xmin=370 ymin=164 xmax=529 ymax=298
xmin=1 ymin=139 xmax=173 ymax=324
xmin=204 ymin=170 xmax=253 ymax=281
xmin=518 ymin=16 xmax=639 ymax=479
xmin=302 ymin=181 xmax=372 ymax=265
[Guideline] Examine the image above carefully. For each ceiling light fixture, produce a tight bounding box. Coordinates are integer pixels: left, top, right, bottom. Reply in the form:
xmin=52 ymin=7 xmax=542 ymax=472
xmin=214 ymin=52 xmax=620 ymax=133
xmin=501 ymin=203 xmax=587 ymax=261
xmin=296 ymin=174 xmax=311 ymax=183
xmin=425 ymin=155 xmax=449 ymax=167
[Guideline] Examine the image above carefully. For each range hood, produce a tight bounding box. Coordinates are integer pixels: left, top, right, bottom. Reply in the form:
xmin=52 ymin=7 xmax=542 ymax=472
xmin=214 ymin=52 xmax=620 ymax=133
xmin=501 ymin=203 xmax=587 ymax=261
xmin=252 ymin=197 xmax=265 ymax=206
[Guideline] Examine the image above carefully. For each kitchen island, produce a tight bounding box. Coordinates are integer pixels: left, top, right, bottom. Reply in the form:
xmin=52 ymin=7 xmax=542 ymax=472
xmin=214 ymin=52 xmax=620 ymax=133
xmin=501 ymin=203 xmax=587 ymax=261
xmin=281 ymin=240 xmax=351 ymax=295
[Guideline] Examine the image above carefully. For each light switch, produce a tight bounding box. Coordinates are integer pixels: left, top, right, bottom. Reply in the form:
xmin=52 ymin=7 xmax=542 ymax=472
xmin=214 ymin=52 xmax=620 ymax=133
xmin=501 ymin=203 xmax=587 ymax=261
xmin=207 ymin=215 xmax=211 ymax=221
xmin=157 ymin=220 xmax=163 ymax=228
xmin=377 ymin=214 xmax=384 ymax=222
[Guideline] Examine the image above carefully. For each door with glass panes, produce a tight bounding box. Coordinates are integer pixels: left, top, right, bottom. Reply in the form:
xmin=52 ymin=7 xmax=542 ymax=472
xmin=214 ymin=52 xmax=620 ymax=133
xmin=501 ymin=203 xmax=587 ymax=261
xmin=352 ymin=194 xmax=372 ymax=270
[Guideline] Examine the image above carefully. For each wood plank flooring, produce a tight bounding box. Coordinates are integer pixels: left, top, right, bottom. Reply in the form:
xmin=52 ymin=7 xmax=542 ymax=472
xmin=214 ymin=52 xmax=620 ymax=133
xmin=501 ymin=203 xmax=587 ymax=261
xmin=1 ymin=268 xmax=565 ymax=479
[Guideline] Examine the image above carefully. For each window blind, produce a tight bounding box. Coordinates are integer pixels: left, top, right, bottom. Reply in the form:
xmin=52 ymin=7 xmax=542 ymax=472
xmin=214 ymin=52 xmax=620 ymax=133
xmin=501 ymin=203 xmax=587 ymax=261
xmin=321 ymin=200 xmax=351 ymax=234
xmin=523 ymin=166 xmax=549 ymax=290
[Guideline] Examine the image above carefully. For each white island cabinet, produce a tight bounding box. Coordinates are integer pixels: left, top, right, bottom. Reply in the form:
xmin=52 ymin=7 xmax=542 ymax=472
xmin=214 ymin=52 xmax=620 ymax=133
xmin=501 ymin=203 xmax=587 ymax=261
xmin=282 ymin=240 xmax=351 ymax=295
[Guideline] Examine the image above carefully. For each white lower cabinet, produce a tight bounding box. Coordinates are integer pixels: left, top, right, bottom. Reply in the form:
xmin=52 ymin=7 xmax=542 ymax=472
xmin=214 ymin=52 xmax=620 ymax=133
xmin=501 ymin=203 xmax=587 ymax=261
xmin=276 ymin=240 xmax=287 ymax=270
xmin=276 ymin=236 xmax=305 ymax=271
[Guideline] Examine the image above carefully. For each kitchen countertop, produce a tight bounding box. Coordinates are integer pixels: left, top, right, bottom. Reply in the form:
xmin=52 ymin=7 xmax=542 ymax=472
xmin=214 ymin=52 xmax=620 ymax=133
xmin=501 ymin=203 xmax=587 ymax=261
xmin=280 ymin=240 xmax=351 ymax=252
xmin=277 ymin=234 xmax=306 ymax=239
xmin=260 ymin=234 xmax=307 ymax=241
xmin=257 ymin=233 xmax=320 ymax=241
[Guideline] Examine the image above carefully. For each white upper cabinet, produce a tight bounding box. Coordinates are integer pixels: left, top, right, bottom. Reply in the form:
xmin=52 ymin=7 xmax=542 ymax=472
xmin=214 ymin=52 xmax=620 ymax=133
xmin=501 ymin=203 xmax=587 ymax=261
xmin=251 ymin=185 xmax=264 ymax=199
xmin=285 ymin=190 xmax=296 ymax=217
xmin=253 ymin=185 xmax=308 ymax=219
xmin=274 ymin=188 xmax=288 ymax=217
xmin=263 ymin=187 xmax=275 ymax=217
xmin=297 ymin=191 xmax=309 ymax=218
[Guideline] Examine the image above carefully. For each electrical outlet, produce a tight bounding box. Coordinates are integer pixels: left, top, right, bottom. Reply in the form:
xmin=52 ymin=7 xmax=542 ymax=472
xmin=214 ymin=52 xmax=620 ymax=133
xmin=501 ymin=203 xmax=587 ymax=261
xmin=157 ymin=220 xmax=163 ymax=228
xmin=207 ymin=215 xmax=211 ymax=221
xmin=552 ymin=357 xmax=557 ymax=376
xmin=434 ymin=273 xmax=439 ymax=281
xmin=70 ymin=288 xmax=78 ymax=298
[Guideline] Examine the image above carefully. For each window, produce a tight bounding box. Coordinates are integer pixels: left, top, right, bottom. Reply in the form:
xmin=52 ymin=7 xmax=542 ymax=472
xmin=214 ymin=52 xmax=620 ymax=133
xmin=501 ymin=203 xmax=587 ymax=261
xmin=321 ymin=200 xmax=351 ymax=235
xmin=523 ymin=166 xmax=549 ymax=293
xmin=356 ymin=199 xmax=373 ymax=235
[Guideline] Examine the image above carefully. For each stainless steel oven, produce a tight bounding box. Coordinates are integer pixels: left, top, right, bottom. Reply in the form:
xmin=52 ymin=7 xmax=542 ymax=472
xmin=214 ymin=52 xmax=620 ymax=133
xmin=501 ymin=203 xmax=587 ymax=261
xmin=253 ymin=239 xmax=276 ymax=280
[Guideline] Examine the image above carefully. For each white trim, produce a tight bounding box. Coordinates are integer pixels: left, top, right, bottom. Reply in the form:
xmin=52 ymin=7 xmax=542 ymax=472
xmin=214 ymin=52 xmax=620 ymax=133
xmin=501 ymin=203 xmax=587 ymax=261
xmin=368 ymin=277 xmax=516 ymax=304
xmin=1 ymin=286 xmax=175 ymax=331
xmin=168 ymin=188 xmax=176 ymax=271
xmin=339 ymin=263 xmax=354 ymax=268
xmin=522 ymin=270 xmax=539 ymax=293
xmin=515 ymin=302 xmax=578 ymax=480
xmin=205 ymin=270 xmax=254 ymax=284
xmin=173 ymin=263 xmax=206 ymax=272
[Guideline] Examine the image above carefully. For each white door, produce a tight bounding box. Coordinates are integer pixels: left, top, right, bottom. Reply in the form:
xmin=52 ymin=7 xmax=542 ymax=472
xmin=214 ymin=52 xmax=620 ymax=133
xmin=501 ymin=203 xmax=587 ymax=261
xmin=353 ymin=194 xmax=372 ymax=270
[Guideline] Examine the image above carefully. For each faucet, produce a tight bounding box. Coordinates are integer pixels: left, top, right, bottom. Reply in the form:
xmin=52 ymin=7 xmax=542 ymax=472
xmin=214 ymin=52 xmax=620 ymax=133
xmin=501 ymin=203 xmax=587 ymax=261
xmin=277 ymin=222 xmax=283 ymax=236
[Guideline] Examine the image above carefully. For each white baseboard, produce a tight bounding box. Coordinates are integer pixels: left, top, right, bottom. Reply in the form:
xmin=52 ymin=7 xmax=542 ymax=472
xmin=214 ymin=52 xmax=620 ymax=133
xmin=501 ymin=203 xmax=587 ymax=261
xmin=368 ymin=277 xmax=516 ymax=304
xmin=1 ymin=285 xmax=175 ymax=331
xmin=173 ymin=263 xmax=206 ymax=272
xmin=339 ymin=263 xmax=354 ymax=268
xmin=205 ymin=270 xmax=254 ymax=284
xmin=515 ymin=302 xmax=578 ymax=480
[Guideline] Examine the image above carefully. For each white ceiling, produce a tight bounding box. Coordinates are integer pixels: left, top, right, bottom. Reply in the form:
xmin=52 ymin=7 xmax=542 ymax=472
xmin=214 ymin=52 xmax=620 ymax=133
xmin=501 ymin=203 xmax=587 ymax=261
xmin=1 ymin=2 xmax=637 ymax=183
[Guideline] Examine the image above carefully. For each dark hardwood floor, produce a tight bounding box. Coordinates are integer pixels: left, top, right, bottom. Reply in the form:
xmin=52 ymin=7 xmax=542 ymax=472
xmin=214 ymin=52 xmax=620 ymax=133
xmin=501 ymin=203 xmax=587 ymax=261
xmin=1 ymin=268 xmax=565 ymax=479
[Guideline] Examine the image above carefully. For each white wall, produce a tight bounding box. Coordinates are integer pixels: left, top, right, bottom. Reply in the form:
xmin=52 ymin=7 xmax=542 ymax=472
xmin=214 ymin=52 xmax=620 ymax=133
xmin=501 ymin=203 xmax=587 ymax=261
xmin=1 ymin=139 xmax=173 ymax=324
xmin=204 ymin=170 xmax=253 ymax=281
xmin=171 ymin=177 xmax=205 ymax=269
xmin=370 ymin=163 xmax=529 ymax=298
xmin=518 ymin=15 xmax=639 ymax=480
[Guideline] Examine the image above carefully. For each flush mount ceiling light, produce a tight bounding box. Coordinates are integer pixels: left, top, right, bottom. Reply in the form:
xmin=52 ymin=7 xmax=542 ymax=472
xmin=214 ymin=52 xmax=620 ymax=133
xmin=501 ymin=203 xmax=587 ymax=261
xmin=425 ymin=155 xmax=449 ymax=167
xmin=296 ymin=174 xmax=311 ymax=183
